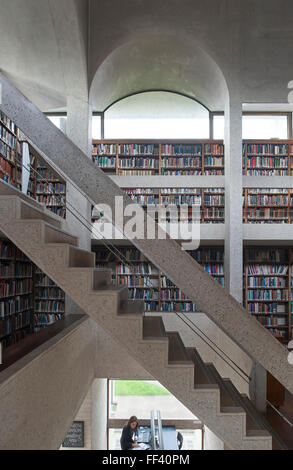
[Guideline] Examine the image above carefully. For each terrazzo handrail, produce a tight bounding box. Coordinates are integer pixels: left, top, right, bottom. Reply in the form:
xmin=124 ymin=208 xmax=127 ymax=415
xmin=0 ymin=72 xmax=292 ymax=393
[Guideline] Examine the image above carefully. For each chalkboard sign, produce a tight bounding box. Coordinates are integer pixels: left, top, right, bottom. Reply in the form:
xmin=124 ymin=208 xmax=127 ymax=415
xmin=62 ymin=421 xmax=85 ymax=448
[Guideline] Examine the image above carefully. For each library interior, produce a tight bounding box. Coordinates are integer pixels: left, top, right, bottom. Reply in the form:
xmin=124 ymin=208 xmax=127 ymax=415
xmin=1 ymin=0 xmax=293 ymax=451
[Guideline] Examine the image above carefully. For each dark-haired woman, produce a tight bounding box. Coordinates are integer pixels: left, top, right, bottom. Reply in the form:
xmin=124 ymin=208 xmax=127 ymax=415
xmin=120 ymin=416 xmax=141 ymax=450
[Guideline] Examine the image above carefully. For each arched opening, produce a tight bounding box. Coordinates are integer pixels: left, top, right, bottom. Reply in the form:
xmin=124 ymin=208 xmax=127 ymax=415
xmin=102 ymin=91 xmax=210 ymax=139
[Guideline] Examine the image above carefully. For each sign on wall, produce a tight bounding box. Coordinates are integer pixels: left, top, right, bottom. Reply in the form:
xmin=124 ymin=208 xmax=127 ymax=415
xmin=62 ymin=421 xmax=85 ymax=448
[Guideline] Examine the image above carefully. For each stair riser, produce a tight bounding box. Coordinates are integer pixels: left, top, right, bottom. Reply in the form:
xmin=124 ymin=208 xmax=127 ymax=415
xmin=93 ymin=270 xmax=112 ymax=289
xmin=44 ymin=225 xmax=78 ymax=246
xmin=20 ymin=201 xmax=61 ymax=228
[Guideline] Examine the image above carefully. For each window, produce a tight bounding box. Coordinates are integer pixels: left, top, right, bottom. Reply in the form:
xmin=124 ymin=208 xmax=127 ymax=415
xmin=242 ymin=114 xmax=288 ymax=139
xmin=47 ymin=115 xmax=67 ymax=134
xmin=213 ymin=114 xmax=225 ymax=139
xmin=92 ymin=115 xmax=102 ymax=139
xmin=104 ymin=92 xmax=210 ymax=139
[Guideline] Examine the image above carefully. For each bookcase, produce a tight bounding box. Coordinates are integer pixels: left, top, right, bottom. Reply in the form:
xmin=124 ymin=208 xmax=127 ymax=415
xmin=122 ymin=187 xmax=225 ymax=224
xmin=243 ymin=247 xmax=293 ymax=343
xmin=92 ymin=141 xmax=225 ymax=176
xmin=0 ymin=111 xmax=21 ymax=189
xmin=26 ymin=143 xmax=66 ymax=219
xmin=242 ymin=141 xmax=293 ymax=176
xmin=0 ymin=239 xmax=65 ymax=350
xmin=243 ymin=189 xmax=292 ymax=224
xmin=0 ymin=110 xmax=67 ymax=219
xmin=92 ymin=244 xmax=224 ymax=312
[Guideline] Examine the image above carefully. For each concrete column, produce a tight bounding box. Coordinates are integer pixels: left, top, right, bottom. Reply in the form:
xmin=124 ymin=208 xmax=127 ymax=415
xmin=224 ymin=97 xmax=243 ymax=303
xmin=65 ymin=95 xmax=92 ymax=251
xmin=91 ymin=379 xmax=108 ymax=450
xmin=224 ymin=95 xmax=267 ymax=412
xmin=65 ymin=96 xmax=92 ymax=315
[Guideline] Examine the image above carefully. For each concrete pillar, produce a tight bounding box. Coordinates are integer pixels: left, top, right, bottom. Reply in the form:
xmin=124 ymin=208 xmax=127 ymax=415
xmin=91 ymin=379 xmax=108 ymax=450
xmin=224 ymin=97 xmax=243 ymax=303
xmin=224 ymin=94 xmax=267 ymax=412
xmin=65 ymin=96 xmax=93 ymax=314
xmin=65 ymin=95 xmax=92 ymax=251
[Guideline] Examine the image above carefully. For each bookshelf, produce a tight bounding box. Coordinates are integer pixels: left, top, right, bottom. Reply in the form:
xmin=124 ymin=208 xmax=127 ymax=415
xmin=122 ymin=187 xmax=225 ymax=224
xmin=243 ymin=247 xmax=293 ymax=343
xmin=0 ymin=111 xmax=21 ymax=188
xmin=0 ymin=110 xmax=67 ymax=219
xmin=92 ymin=141 xmax=225 ymax=176
xmin=242 ymin=141 xmax=292 ymax=176
xmin=0 ymin=239 xmax=65 ymax=350
xmin=92 ymin=244 xmax=224 ymax=312
xmin=243 ymin=189 xmax=292 ymax=224
xmin=34 ymin=269 xmax=65 ymax=330
xmin=27 ymin=143 xmax=67 ymax=219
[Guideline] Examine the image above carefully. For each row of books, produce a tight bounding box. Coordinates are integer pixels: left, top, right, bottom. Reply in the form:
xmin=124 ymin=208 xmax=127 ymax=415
xmin=161 ymin=195 xmax=201 ymax=205
xmin=34 ymin=300 xmax=65 ymax=313
xmin=120 ymin=158 xmax=159 ymax=169
xmin=0 ymin=311 xmax=32 ymax=339
xmin=94 ymin=156 xmax=115 ymax=168
xmin=118 ymin=170 xmax=155 ymax=176
xmin=0 ymin=279 xmax=32 ymax=298
xmin=246 ymin=195 xmax=288 ymax=206
xmin=117 ymin=264 xmax=158 ymax=275
xmin=247 ymin=156 xmax=288 ymax=168
xmin=247 ymin=249 xmax=288 ymax=263
xmin=246 ymin=144 xmax=288 ymax=155
xmin=246 ymin=169 xmax=288 ymax=176
xmin=257 ymin=317 xmax=287 ymax=327
xmin=0 ymin=241 xmax=15 ymax=259
xmin=161 ymin=144 xmax=202 ymax=156
xmin=36 ymin=169 xmax=58 ymax=180
xmin=247 ymin=277 xmax=286 ymax=288
xmin=161 ymin=157 xmax=201 ymax=168
xmin=35 ymin=287 xmax=65 ymax=299
xmin=0 ymin=156 xmax=14 ymax=184
xmin=0 ymin=112 xmax=16 ymax=135
xmin=247 ymin=265 xmax=288 ymax=275
xmin=245 ymin=208 xmax=289 ymax=219
xmin=204 ymin=156 xmax=224 ymax=167
xmin=93 ymin=144 xmax=117 ymax=155
xmin=247 ymin=289 xmax=288 ymax=301
xmin=36 ymin=182 xmax=65 ymax=194
xmin=0 ymin=123 xmax=17 ymax=149
xmin=37 ymin=195 xmax=65 ymax=206
xmin=119 ymin=144 xmax=159 ymax=155
xmin=0 ymin=139 xmax=16 ymax=163
xmin=34 ymin=313 xmax=63 ymax=328
xmin=0 ymin=296 xmax=33 ymax=317
xmin=247 ymin=303 xmax=286 ymax=313
xmin=119 ymin=276 xmax=158 ymax=288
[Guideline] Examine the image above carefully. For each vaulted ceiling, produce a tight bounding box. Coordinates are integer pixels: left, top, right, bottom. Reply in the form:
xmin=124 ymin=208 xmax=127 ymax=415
xmin=1 ymin=0 xmax=293 ymax=112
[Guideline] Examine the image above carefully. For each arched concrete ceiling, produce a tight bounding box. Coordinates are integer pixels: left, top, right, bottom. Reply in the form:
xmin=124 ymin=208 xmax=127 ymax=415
xmin=89 ymin=0 xmax=293 ymax=106
xmin=89 ymin=35 xmax=229 ymax=112
xmin=0 ymin=0 xmax=89 ymax=111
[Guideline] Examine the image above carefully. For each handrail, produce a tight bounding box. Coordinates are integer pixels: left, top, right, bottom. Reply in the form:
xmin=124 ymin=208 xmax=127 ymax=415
xmin=266 ymin=400 xmax=293 ymax=428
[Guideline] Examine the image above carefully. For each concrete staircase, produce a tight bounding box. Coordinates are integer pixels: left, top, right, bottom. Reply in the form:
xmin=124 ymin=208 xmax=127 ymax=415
xmin=0 ymin=189 xmax=285 ymax=450
xmin=1 ymin=71 xmax=292 ymax=396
